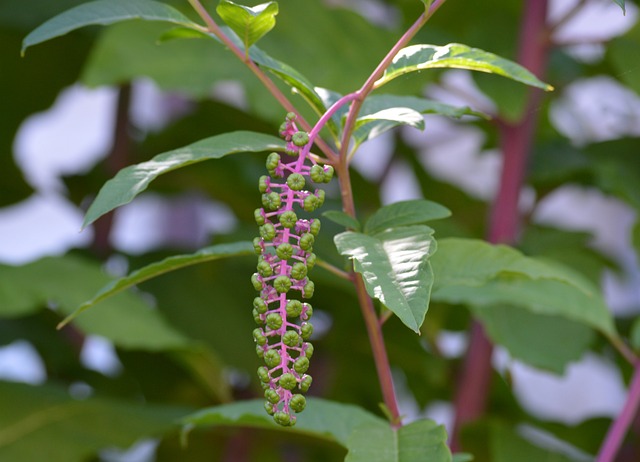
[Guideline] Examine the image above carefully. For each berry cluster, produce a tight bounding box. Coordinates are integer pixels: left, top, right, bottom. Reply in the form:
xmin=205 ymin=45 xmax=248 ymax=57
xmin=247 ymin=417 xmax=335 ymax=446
xmin=251 ymin=113 xmax=333 ymax=426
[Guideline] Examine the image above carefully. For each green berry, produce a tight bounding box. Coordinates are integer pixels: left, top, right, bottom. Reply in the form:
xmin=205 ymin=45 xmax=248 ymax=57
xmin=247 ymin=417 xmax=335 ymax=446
xmin=301 ymin=322 xmax=313 ymax=340
xmin=252 ymin=308 xmax=262 ymax=324
xmin=264 ymin=389 xmax=280 ymax=404
xmin=256 ymin=345 xmax=265 ymax=358
xmin=303 ymin=280 xmax=315 ymax=298
xmin=303 ymin=194 xmax=319 ymax=212
xmin=266 ymin=152 xmax=280 ymax=171
xmin=302 ymin=303 xmax=313 ymax=319
xmin=286 ymin=112 xmax=296 ymax=121
xmin=303 ymin=342 xmax=314 ymax=359
xmin=252 ymin=237 xmax=262 ymax=255
xmin=310 ymin=164 xmax=325 ymax=183
xmin=264 ymin=349 xmax=281 ymax=368
xmin=253 ymin=297 xmax=268 ymax=314
xmin=279 ymin=211 xmax=298 ymax=229
xmin=273 ymin=411 xmax=291 ymax=426
xmin=264 ymin=401 xmax=276 ymax=415
xmin=254 ymin=208 xmax=265 ymax=226
xmin=266 ymin=313 xmax=283 ymax=330
xmin=290 ymin=262 xmax=308 ymax=280
xmin=323 ymin=165 xmax=334 ymax=182
xmin=257 ymin=260 xmax=273 ymax=277
xmin=274 ymin=276 xmax=292 ymax=294
xmin=258 ymin=175 xmax=269 ymax=193
xmin=293 ymin=356 xmax=309 ymax=374
xmin=315 ymin=189 xmax=325 ymax=207
xmin=285 ymin=146 xmax=299 ymax=157
xmin=259 ymin=223 xmax=276 ymax=241
xmin=287 ymin=173 xmax=305 ymax=191
xmin=262 ymin=192 xmax=281 ymax=211
xmin=300 ymin=375 xmax=312 ymax=393
xmin=257 ymin=366 xmax=270 ymax=383
xmin=276 ymin=243 xmax=294 ymax=260
xmin=292 ymin=131 xmax=310 ymax=147
xmin=306 ymin=253 xmax=317 ymax=271
xmin=253 ymin=328 xmax=267 ymax=346
xmin=299 ymin=233 xmax=314 ymax=251
xmin=251 ymin=273 xmax=263 ymax=291
xmin=279 ymin=373 xmax=297 ymax=390
xmin=309 ymin=219 xmax=321 ymax=236
xmin=290 ymin=394 xmax=306 ymax=413
xmin=286 ymin=300 xmax=303 ymax=318
xmin=283 ymin=330 xmax=301 ymax=347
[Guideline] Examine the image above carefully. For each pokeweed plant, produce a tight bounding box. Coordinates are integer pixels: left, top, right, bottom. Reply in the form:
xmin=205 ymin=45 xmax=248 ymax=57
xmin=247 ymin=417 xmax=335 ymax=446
xmin=20 ymin=0 xmax=638 ymax=460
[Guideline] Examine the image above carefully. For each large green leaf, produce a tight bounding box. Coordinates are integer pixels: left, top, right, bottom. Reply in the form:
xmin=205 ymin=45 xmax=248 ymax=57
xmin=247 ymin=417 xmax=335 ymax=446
xmin=364 ymin=200 xmax=451 ymax=235
xmin=0 ymin=256 xmax=189 ymax=350
xmin=216 ymin=0 xmax=278 ymax=50
xmin=0 ymin=381 xmax=189 ymax=462
xmin=183 ymin=398 xmax=386 ymax=447
xmin=22 ymin=0 xmax=198 ymax=54
xmin=83 ymin=131 xmax=284 ymax=227
xmin=334 ymin=226 xmax=437 ymax=333
xmin=471 ymin=305 xmax=594 ymax=374
xmin=375 ymin=43 xmax=553 ymax=91
xmin=58 ymin=242 xmax=254 ymax=328
xmin=345 ymin=419 xmax=451 ymax=462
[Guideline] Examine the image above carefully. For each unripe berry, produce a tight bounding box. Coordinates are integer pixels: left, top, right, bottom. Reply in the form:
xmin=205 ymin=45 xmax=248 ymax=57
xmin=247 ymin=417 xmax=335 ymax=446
xmin=256 ymin=345 xmax=265 ymax=358
xmin=301 ymin=322 xmax=314 ymax=340
xmin=286 ymin=300 xmax=303 ymax=318
xmin=262 ymin=192 xmax=281 ymax=211
xmin=303 ymin=194 xmax=319 ymax=212
xmin=273 ymin=411 xmax=291 ymax=426
xmin=300 ymin=375 xmax=312 ymax=393
xmin=283 ymin=330 xmax=301 ymax=347
xmin=257 ymin=366 xmax=270 ymax=383
xmin=253 ymin=297 xmax=268 ymax=314
xmin=258 ymin=175 xmax=269 ymax=193
xmin=310 ymin=164 xmax=325 ymax=183
xmin=252 ymin=237 xmax=262 ymax=255
xmin=266 ymin=152 xmax=280 ymax=171
xmin=251 ymin=273 xmax=263 ymax=291
xmin=303 ymin=280 xmax=315 ymax=298
xmin=293 ymin=356 xmax=310 ymax=374
xmin=264 ymin=349 xmax=281 ymax=368
xmin=303 ymin=342 xmax=314 ymax=359
xmin=279 ymin=373 xmax=297 ymax=390
xmin=279 ymin=211 xmax=298 ymax=228
xmin=264 ymin=401 xmax=276 ymax=415
xmin=257 ymin=259 xmax=273 ymax=277
xmin=287 ymin=173 xmax=305 ymax=191
xmin=306 ymin=253 xmax=317 ymax=270
xmin=315 ymin=189 xmax=325 ymax=207
xmin=299 ymin=233 xmax=315 ymax=251
xmin=254 ymin=208 xmax=265 ymax=226
xmin=290 ymin=394 xmax=306 ymax=413
xmin=259 ymin=223 xmax=276 ymax=241
xmin=285 ymin=145 xmax=299 ymax=157
xmin=309 ymin=219 xmax=321 ymax=236
xmin=266 ymin=313 xmax=283 ymax=330
xmin=274 ymin=275 xmax=292 ymax=294
xmin=323 ymin=165 xmax=334 ymax=182
xmin=264 ymin=389 xmax=280 ymax=404
xmin=292 ymin=131 xmax=310 ymax=147
xmin=286 ymin=112 xmax=296 ymax=121
xmin=276 ymin=243 xmax=294 ymax=260
xmin=252 ymin=308 xmax=262 ymax=324
xmin=290 ymin=262 xmax=308 ymax=280
xmin=253 ymin=328 xmax=267 ymax=346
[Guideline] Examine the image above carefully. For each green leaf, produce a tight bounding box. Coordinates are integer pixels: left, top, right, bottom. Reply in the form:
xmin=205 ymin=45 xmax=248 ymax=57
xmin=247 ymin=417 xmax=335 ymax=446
xmin=613 ymin=0 xmax=626 ymax=14
xmin=22 ymin=0 xmax=198 ymax=55
xmin=334 ymin=226 xmax=437 ymax=333
xmin=323 ymin=210 xmax=361 ymax=231
xmin=453 ymin=455 xmax=474 ymax=462
xmin=354 ymin=107 xmax=425 ymax=143
xmin=375 ymin=43 xmax=553 ymax=91
xmin=58 ymin=242 xmax=254 ymax=328
xmin=631 ymin=316 xmax=640 ymax=351
xmin=471 ymin=305 xmax=594 ymax=374
xmin=364 ymin=200 xmax=451 ymax=235
xmin=361 ymin=95 xmax=488 ymax=120
xmin=83 ymin=131 xmax=284 ymax=228
xmin=183 ymin=398 xmax=386 ymax=447
xmin=0 ymin=381 xmax=190 ymax=462
xmin=345 ymin=419 xmax=451 ymax=462
xmin=216 ymin=0 xmax=278 ymax=50
xmin=0 ymin=256 xmax=190 ymax=350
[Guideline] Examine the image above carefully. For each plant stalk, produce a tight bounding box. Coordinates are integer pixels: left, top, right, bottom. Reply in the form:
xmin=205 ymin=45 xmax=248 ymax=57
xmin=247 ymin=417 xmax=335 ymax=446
xmin=450 ymin=0 xmax=549 ymax=450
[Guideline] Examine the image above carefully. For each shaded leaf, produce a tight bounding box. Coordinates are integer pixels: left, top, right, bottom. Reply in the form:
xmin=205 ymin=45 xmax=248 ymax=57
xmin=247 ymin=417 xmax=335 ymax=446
xmin=0 ymin=381 xmax=189 ymax=462
xmin=59 ymin=242 xmax=254 ymax=328
xmin=216 ymin=0 xmax=278 ymax=50
xmin=375 ymin=43 xmax=552 ymax=91
xmin=345 ymin=419 xmax=451 ymax=462
xmin=0 ymin=256 xmax=189 ymax=350
xmin=453 ymin=455 xmax=474 ymax=462
xmin=335 ymin=226 xmax=437 ymax=333
xmin=364 ymin=200 xmax=451 ymax=235
xmin=83 ymin=131 xmax=284 ymax=227
xmin=323 ymin=210 xmax=361 ymax=231
xmin=183 ymin=398 xmax=386 ymax=447
xmin=22 ymin=0 xmax=198 ymax=54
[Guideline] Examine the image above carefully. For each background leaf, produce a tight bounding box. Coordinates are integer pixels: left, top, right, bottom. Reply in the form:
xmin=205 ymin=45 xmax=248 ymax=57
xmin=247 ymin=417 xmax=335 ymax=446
xmin=375 ymin=43 xmax=553 ymax=91
xmin=364 ymin=200 xmax=451 ymax=235
xmin=335 ymin=226 xmax=437 ymax=333
xmin=83 ymin=131 xmax=284 ymax=227
xmin=323 ymin=211 xmax=361 ymax=231
xmin=216 ymin=0 xmax=278 ymax=50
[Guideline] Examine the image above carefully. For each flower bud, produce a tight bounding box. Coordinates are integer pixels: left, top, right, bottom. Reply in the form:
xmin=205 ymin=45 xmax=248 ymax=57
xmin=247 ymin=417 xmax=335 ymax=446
xmin=253 ymin=297 xmax=268 ymax=314
xmin=285 ymin=300 xmax=303 ymax=318
xmin=264 ymin=401 xmax=276 ymax=415
xmin=264 ymin=388 xmax=280 ymax=404
xmin=290 ymin=262 xmax=308 ymax=280
xmin=293 ymin=356 xmax=310 ymax=374
xmin=257 ymin=366 xmax=270 ymax=383
xmin=310 ymin=164 xmax=325 ymax=183
xmin=299 ymin=233 xmax=315 ymax=251
xmin=258 ymin=175 xmax=269 ymax=193
xmin=254 ymin=208 xmax=266 ymax=226
xmin=283 ymin=330 xmax=301 ymax=347
xmin=323 ymin=165 xmax=334 ymax=182
xmin=251 ymin=273 xmax=263 ymax=291
xmin=252 ymin=237 xmax=263 ymax=255
xmin=262 ymin=192 xmax=282 ymax=211
xmin=306 ymin=253 xmax=317 ymax=270
xmin=303 ymin=280 xmax=315 ymax=298
xmin=257 ymin=259 xmax=273 ymax=277
xmin=253 ymin=328 xmax=267 ymax=346
xmin=303 ymin=194 xmax=319 ymax=212
xmin=259 ymin=223 xmax=276 ymax=241
xmin=266 ymin=152 xmax=280 ymax=171
xmin=309 ymin=219 xmax=321 ymax=236
xmin=274 ymin=411 xmax=291 ymax=426
xmin=276 ymin=243 xmax=293 ymax=260
xmin=303 ymin=342 xmax=314 ymax=359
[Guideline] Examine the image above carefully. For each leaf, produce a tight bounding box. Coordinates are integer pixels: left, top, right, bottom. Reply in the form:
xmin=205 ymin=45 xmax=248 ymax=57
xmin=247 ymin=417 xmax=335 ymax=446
xmin=612 ymin=0 xmax=626 ymax=14
xmin=631 ymin=316 xmax=640 ymax=352
xmin=345 ymin=419 xmax=451 ymax=462
xmin=0 ymin=256 xmax=190 ymax=350
xmin=334 ymin=226 xmax=437 ymax=333
xmin=58 ymin=242 xmax=254 ymax=328
xmin=216 ymin=0 xmax=278 ymax=50
xmin=83 ymin=131 xmax=284 ymax=228
xmin=364 ymin=200 xmax=451 ymax=235
xmin=471 ymin=305 xmax=594 ymax=374
xmin=453 ymin=455 xmax=474 ymax=462
xmin=0 ymin=381 xmax=190 ymax=462
xmin=22 ymin=0 xmax=198 ymax=55
xmin=375 ymin=43 xmax=553 ymax=91
xmin=323 ymin=210 xmax=361 ymax=231
xmin=361 ymin=95 xmax=488 ymax=120
xmin=354 ymin=107 xmax=425 ymax=143
xmin=182 ymin=398 xmax=387 ymax=447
